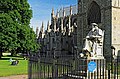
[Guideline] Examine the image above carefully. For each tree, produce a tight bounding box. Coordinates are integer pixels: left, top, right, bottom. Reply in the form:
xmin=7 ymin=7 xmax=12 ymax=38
xmin=0 ymin=0 xmax=39 ymax=58
xmin=0 ymin=14 xmax=18 ymax=58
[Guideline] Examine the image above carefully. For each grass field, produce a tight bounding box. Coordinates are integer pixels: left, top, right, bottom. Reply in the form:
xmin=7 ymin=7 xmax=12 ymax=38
xmin=0 ymin=56 xmax=28 ymax=77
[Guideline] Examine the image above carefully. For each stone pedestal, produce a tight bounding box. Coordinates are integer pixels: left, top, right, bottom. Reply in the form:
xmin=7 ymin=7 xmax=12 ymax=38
xmin=75 ymin=57 xmax=106 ymax=79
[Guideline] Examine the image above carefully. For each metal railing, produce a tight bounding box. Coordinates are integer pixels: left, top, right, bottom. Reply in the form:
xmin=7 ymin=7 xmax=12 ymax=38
xmin=28 ymin=54 xmax=120 ymax=79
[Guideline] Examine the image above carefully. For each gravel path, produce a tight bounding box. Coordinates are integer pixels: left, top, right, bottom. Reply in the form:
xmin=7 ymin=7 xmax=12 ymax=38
xmin=0 ymin=75 xmax=28 ymax=79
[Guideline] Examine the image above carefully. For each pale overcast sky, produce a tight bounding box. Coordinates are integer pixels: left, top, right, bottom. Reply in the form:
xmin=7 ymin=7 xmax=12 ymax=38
xmin=28 ymin=0 xmax=77 ymax=31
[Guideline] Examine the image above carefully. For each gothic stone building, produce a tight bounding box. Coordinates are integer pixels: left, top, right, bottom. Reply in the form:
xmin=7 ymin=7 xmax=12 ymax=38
xmin=37 ymin=0 xmax=120 ymax=57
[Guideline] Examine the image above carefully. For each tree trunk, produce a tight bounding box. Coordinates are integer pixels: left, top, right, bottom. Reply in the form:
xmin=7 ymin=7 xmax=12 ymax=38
xmin=0 ymin=53 xmax=2 ymax=59
xmin=11 ymin=52 xmax=14 ymax=56
xmin=0 ymin=48 xmax=2 ymax=59
xmin=11 ymin=50 xmax=16 ymax=56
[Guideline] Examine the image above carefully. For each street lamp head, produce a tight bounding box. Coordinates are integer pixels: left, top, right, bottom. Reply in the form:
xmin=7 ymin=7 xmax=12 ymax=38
xmin=111 ymin=46 xmax=115 ymax=50
xmin=74 ymin=46 xmax=78 ymax=49
xmin=52 ymin=47 xmax=56 ymax=50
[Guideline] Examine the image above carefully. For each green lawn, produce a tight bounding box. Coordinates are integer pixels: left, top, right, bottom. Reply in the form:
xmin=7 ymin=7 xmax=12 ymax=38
xmin=0 ymin=56 xmax=28 ymax=77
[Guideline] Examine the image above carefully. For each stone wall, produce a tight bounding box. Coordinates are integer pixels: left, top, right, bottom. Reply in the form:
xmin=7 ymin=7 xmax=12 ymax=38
xmin=38 ymin=0 xmax=120 ymax=57
xmin=77 ymin=0 xmax=113 ymax=56
xmin=112 ymin=4 xmax=120 ymax=56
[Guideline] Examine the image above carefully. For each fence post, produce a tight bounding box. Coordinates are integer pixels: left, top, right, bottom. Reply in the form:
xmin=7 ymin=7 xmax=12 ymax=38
xmin=28 ymin=55 xmax=32 ymax=79
xmin=108 ymin=63 xmax=111 ymax=79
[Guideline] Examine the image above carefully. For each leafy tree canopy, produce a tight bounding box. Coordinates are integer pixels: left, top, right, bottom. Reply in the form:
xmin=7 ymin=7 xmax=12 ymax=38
xmin=0 ymin=0 xmax=39 ymax=57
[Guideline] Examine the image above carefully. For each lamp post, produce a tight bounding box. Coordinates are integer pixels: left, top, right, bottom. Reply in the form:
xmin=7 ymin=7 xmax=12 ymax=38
xmin=110 ymin=46 xmax=116 ymax=71
xmin=53 ymin=47 xmax=56 ymax=59
xmin=111 ymin=46 xmax=115 ymax=56
xmin=74 ymin=46 xmax=78 ymax=58
xmin=52 ymin=47 xmax=57 ymax=79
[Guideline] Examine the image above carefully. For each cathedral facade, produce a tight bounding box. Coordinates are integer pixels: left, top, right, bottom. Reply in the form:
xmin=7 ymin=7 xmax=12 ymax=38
xmin=37 ymin=0 xmax=120 ymax=57
xmin=37 ymin=5 xmax=78 ymax=56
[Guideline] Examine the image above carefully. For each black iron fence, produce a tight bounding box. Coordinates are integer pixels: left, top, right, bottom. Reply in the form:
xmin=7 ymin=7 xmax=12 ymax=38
xmin=28 ymin=54 xmax=120 ymax=79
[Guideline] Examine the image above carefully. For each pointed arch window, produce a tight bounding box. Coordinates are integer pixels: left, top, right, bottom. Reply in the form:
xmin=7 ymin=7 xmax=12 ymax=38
xmin=87 ymin=1 xmax=101 ymax=25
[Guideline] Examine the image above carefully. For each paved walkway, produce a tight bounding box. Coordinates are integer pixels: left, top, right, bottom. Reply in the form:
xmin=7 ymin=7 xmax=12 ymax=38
xmin=0 ymin=75 xmax=28 ymax=79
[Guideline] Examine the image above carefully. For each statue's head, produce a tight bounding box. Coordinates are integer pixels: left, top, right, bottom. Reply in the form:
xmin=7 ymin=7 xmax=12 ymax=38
xmin=91 ymin=23 xmax=98 ymax=27
xmin=91 ymin=23 xmax=98 ymax=30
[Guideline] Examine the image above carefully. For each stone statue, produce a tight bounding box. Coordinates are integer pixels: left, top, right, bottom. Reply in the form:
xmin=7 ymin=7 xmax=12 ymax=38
xmin=83 ymin=23 xmax=104 ymax=57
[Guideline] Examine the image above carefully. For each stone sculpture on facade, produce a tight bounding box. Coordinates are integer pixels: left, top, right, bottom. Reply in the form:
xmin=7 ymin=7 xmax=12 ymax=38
xmin=83 ymin=23 xmax=104 ymax=58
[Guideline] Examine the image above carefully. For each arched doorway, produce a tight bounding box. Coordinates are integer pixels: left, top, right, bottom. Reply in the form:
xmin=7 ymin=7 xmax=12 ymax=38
xmin=87 ymin=1 xmax=101 ymax=25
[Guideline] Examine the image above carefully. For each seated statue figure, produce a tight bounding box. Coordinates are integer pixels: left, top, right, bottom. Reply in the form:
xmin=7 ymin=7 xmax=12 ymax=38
xmin=83 ymin=23 xmax=104 ymax=57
